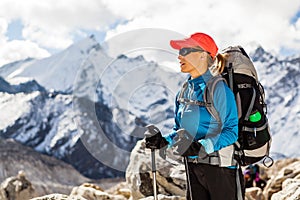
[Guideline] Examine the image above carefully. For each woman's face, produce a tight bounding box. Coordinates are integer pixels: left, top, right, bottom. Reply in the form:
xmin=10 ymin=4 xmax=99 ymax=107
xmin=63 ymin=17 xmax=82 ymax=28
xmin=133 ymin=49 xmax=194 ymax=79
xmin=178 ymin=48 xmax=208 ymax=78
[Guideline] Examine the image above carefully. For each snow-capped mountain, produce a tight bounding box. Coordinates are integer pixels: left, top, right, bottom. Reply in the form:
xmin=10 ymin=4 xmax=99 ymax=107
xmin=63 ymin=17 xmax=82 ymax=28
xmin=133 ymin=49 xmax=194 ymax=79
xmin=250 ymin=47 xmax=300 ymax=159
xmin=1 ymin=36 xmax=101 ymax=92
xmin=0 ymin=36 xmax=183 ymax=178
xmin=0 ymin=36 xmax=299 ymax=178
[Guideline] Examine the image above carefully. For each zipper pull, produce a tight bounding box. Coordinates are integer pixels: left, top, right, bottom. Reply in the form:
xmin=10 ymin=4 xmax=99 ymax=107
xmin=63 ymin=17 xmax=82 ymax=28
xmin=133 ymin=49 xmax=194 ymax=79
xmin=254 ymin=127 xmax=257 ymax=137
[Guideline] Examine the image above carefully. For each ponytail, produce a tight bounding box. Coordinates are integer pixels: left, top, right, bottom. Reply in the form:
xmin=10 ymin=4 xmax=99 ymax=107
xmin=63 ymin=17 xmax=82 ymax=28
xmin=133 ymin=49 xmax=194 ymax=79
xmin=216 ymin=53 xmax=227 ymax=74
xmin=208 ymin=53 xmax=228 ymax=76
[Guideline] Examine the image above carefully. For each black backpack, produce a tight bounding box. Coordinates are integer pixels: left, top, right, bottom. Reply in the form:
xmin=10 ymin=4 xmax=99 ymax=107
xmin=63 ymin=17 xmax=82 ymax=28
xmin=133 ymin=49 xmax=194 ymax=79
xmin=177 ymin=46 xmax=273 ymax=167
xmin=204 ymin=46 xmax=273 ymax=167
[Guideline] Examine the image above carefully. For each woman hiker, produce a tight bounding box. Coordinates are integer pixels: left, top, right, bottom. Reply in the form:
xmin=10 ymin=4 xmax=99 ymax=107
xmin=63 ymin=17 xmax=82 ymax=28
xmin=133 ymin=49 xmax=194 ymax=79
xmin=145 ymin=32 xmax=245 ymax=200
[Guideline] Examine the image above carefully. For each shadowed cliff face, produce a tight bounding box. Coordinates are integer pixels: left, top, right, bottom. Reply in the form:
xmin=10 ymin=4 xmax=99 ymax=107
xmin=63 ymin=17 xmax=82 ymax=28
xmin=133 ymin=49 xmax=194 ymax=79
xmin=0 ymin=139 xmax=90 ymax=196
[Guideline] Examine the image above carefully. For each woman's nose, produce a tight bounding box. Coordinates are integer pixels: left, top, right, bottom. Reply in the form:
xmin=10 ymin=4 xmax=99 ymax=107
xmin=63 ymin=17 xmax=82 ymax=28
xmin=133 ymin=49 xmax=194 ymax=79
xmin=178 ymin=55 xmax=183 ymax=60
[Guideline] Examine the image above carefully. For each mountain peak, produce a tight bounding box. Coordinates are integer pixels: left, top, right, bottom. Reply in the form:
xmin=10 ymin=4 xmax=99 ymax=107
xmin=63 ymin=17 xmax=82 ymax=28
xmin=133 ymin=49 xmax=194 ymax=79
xmin=68 ymin=35 xmax=102 ymax=55
xmin=0 ymin=76 xmax=45 ymax=94
xmin=251 ymin=45 xmax=276 ymax=63
xmin=0 ymin=35 xmax=107 ymax=92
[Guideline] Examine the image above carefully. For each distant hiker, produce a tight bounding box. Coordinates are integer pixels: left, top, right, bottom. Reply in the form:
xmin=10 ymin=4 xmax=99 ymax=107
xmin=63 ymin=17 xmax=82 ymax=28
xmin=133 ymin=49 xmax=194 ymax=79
xmin=244 ymin=164 xmax=266 ymax=189
xmin=145 ymin=32 xmax=244 ymax=200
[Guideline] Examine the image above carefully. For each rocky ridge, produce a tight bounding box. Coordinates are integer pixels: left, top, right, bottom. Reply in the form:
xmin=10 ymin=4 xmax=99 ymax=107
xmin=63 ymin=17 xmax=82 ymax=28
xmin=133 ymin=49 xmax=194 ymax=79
xmin=1 ymin=139 xmax=299 ymax=200
xmin=0 ymin=138 xmax=90 ymax=197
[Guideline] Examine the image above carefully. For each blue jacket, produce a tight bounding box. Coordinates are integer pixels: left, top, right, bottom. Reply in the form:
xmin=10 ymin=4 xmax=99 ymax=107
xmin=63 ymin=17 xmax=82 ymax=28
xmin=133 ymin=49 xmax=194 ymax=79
xmin=165 ymin=70 xmax=238 ymax=153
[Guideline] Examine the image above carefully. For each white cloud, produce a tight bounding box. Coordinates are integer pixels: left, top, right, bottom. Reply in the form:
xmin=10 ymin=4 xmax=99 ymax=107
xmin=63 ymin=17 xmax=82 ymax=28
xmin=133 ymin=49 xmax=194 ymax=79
xmin=0 ymin=18 xmax=8 ymax=36
xmin=104 ymin=0 xmax=300 ymax=56
xmin=22 ymin=23 xmax=73 ymax=49
xmin=0 ymin=0 xmax=118 ymax=49
xmin=0 ymin=18 xmax=8 ymax=49
xmin=0 ymin=40 xmax=50 ymax=67
xmin=0 ymin=0 xmax=120 ymax=65
xmin=0 ymin=0 xmax=299 ymax=66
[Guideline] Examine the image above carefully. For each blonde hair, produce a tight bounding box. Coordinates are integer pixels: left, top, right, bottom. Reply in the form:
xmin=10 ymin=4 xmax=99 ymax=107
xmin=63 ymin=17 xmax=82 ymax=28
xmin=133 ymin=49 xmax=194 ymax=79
xmin=208 ymin=53 xmax=228 ymax=76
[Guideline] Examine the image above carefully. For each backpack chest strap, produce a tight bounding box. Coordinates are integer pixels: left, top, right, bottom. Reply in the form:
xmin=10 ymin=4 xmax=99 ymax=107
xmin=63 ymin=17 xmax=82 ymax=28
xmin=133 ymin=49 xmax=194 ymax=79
xmin=177 ymin=76 xmax=225 ymax=123
xmin=203 ymin=75 xmax=226 ymax=123
xmin=177 ymin=98 xmax=211 ymax=107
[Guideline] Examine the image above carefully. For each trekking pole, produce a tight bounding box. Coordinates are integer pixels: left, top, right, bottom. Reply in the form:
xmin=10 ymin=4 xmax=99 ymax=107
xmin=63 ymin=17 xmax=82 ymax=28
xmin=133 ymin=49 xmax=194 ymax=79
xmin=145 ymin=124 xmax=161 ymax=200
xmin=176 ymin=129 xmax=193 ymax=200
xmin=151 ymin=148 xmax=158 ymax=200
xmin=184 ymin=157 xmax=193 ymax=200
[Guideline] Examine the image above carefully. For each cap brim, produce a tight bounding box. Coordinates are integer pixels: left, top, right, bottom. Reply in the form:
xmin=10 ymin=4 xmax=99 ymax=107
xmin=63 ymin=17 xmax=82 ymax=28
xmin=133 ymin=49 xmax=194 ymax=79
xmin=170 ymin=38 xmax=199 ymax=50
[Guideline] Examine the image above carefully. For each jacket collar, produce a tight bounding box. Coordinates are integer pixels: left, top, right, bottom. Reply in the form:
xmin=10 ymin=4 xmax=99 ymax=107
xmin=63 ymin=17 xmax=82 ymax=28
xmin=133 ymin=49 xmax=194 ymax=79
xmin=187 ymin=69 xmax=213 ymax=85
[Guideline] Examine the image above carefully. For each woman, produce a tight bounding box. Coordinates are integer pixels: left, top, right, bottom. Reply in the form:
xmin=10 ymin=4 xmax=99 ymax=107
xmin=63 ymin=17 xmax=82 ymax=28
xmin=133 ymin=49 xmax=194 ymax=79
xmin=167 ymin=33 xmax=244 ymax=200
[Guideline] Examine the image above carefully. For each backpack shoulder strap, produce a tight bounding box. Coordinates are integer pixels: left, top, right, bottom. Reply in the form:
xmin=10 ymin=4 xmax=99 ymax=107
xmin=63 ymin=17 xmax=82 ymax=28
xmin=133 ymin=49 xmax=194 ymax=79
xmin=204 ymin=75 xmax=226 ymax=123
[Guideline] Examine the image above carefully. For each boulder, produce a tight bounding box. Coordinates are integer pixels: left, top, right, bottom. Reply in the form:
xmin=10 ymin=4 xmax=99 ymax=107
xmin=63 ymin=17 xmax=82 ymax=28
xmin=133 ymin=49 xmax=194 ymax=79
xmin=140 ymin=194 xmax=185 ymax=200
xmin=271 ymin=178 xmax=300 ymax=200
xmin=105 ymin=181 xmax=131 ymax=199
xmin=0 ymin=171 xmax=35 ymax=200
xmin=70 ymin=183 xmax=128 ymax=200
xmin=245 ymin=187 xmax=265 ymax=200
xmin=0 ymin=139 xmax=91 ymax=196
xmin=30 ymin=193 xmax=87 ymax=200
xmin=263 ymin=158 xmax=300 ymax=200
xmin=126 ymin=140 xmax=186 ymax=199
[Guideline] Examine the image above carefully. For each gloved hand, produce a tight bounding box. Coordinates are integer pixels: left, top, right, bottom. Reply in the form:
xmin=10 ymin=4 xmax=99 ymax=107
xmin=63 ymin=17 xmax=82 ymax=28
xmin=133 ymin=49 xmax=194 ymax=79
xmin=174 ymin=140 xmax=201 ymax=157
xmin=144 ymin=124 xmax=169 ymax=150
xmin=173 ymin=129 xmax=206 ymax=157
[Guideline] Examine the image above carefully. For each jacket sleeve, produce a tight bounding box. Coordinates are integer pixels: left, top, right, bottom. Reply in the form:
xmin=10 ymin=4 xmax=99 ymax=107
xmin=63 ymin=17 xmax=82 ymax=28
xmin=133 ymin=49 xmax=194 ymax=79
xmin=204 ymin=81 xmax=238 ymax=151
xmin=164 ymin=92 xmax=180 ymax=146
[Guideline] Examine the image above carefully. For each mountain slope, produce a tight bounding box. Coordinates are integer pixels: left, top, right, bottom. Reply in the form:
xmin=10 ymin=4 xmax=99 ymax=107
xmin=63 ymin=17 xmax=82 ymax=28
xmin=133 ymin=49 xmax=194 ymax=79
xmin=0 ymin=138 xmax=90 ymax=196
xmin=250 ymin=47 xmax=300 ymax=158
xmin=0 ymin=77 xmax=141 ymax=178
xmin=2 ymin=35 xmax=101 ymax=92
xmin=0 ymin=37 xmax=183 ymax=178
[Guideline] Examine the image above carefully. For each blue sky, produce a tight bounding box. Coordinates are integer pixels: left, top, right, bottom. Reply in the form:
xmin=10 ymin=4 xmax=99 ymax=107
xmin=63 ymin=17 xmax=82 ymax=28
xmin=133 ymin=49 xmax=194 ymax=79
xmin=0 ymin=0 xmax=300 ymax=67
xmin=6 ymin=19 xmax=23 ymax=41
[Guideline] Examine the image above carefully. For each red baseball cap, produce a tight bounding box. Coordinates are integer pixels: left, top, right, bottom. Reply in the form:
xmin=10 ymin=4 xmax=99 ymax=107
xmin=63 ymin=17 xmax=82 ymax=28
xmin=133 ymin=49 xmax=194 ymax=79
xmin=170 ymin=32 xmax=218 ymax=58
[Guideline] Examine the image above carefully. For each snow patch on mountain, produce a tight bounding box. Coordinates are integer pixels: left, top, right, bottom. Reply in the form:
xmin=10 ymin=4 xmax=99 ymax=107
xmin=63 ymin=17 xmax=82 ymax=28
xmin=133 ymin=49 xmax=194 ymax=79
xmin=252 ymin=47 xmax=300 ymax=158
xmin=2 ymin=35 xmax=101 ymax=92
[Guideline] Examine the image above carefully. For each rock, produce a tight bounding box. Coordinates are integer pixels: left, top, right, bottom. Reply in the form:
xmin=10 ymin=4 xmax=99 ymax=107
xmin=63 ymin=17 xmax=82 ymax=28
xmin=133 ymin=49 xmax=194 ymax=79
xmin=0 ymin=171 xmax=35 ymax=200
xmin=126 ymin=140 xmax=186 ymax=199
xmin=245 ymin=187 xmax=265 ymax=200
xmin=30 ymin=193 xmax=87 ymax=200
xmin=0 ymin=139 xmax=90 ymax=196
xmin=262 ymin=158 xmax=300 ymax=200
xmin=30 ymin=182 xmax=130 ymax=200
xmin=139 ymin=194 xmax=185 ymax=200
xmin=70 ymin=183 xmax=128 ymax=200
xmin=70 ymin=183 xmax=109 ymax=199
xmin=105 ymin=182 xmax=131 ymax=199
xmin=271 ymin=178 xmax=300 ymax=200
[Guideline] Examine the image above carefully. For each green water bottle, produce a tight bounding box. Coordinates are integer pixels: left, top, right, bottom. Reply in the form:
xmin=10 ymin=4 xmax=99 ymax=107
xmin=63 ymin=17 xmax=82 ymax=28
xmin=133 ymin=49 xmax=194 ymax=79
xmin=249 ymin=110 xmax=262 ymax=122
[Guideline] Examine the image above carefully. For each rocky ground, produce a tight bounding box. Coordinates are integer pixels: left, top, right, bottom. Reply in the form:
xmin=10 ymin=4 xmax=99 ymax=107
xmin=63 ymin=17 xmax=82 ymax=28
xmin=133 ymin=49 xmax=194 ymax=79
xmin=1 ymin=139 xmax=300 ymax=200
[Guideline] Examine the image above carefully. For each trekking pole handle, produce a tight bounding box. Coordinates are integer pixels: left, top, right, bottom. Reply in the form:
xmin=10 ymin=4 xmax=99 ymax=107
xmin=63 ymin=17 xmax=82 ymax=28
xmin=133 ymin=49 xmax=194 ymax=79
xmin=145 ymin=124 xmax=161 ymax=138
xmin=151 ymin=149 xmax=156 ymax=172
xmin=151 ymin=149 xmax=158 ymax=200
